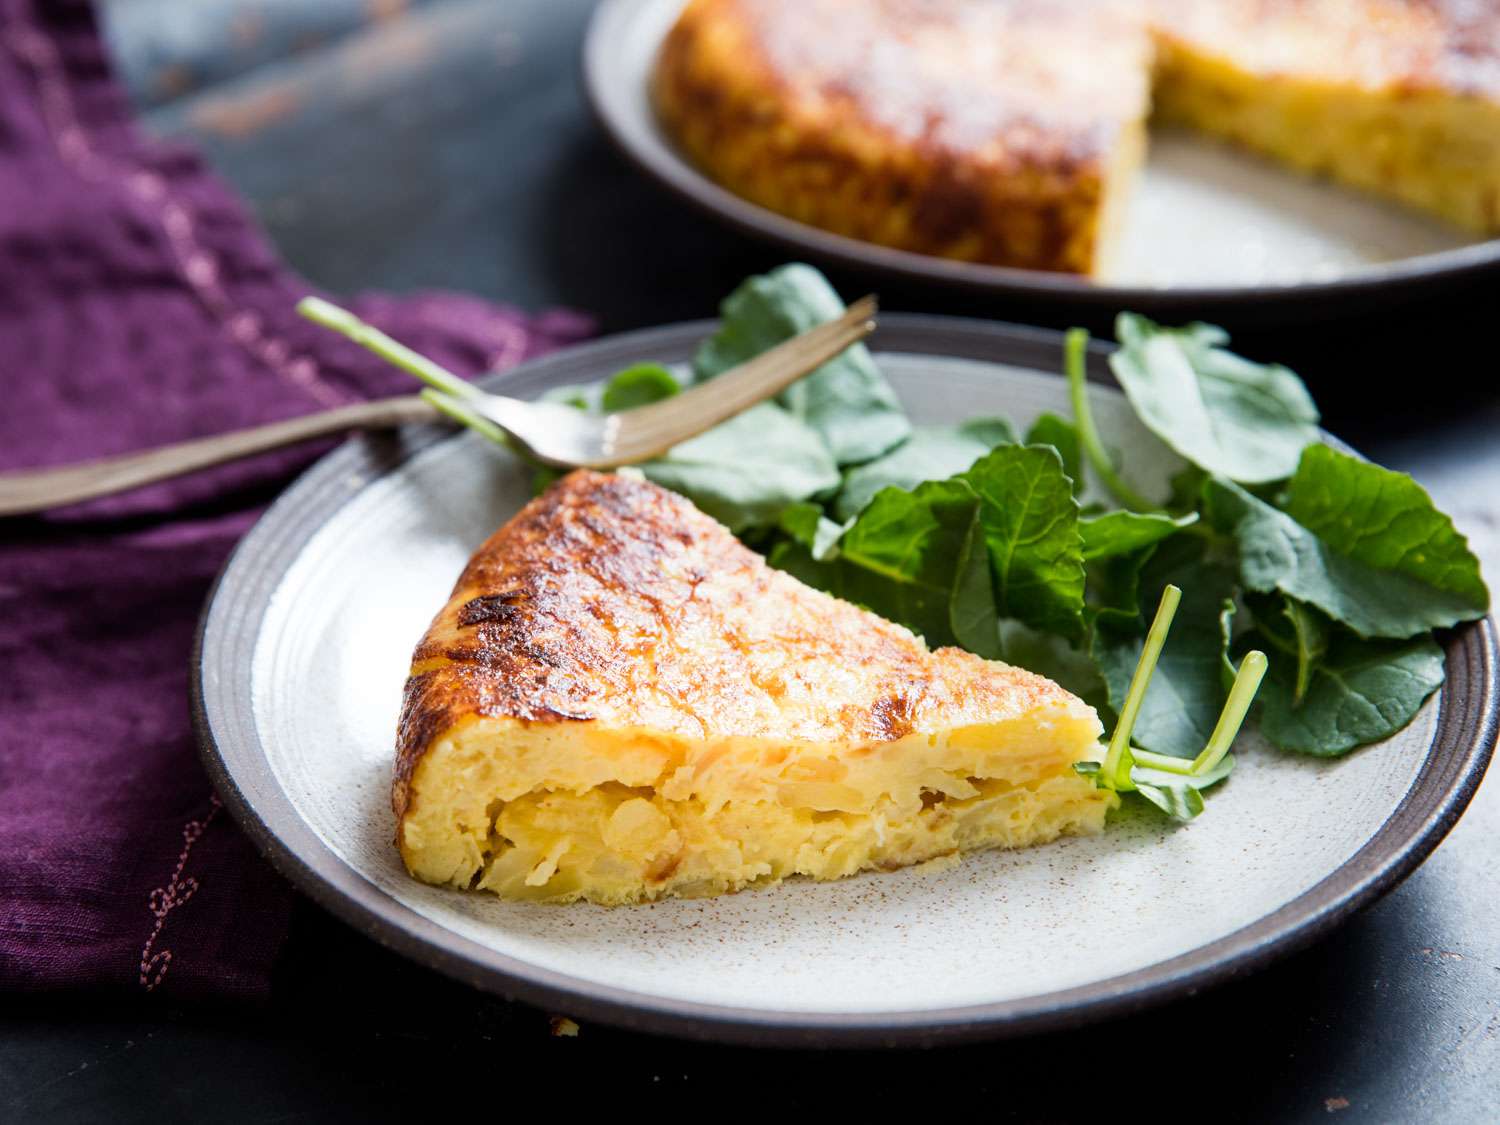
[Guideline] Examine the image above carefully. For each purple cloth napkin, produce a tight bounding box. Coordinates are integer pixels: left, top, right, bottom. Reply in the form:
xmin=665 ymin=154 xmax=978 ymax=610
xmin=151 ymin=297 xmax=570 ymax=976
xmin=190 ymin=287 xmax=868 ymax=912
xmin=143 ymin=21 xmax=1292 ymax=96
xmin=0 ymin=0 xmax=591 ymax=999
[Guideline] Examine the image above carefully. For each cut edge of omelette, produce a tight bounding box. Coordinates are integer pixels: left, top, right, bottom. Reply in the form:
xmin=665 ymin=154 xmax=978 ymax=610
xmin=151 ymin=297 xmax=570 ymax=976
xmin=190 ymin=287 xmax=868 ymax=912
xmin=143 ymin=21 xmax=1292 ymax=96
xmin=1152 ymin=28 xmax=1500 ymax=237
xmin=399 ymin=710 xmax=1113 ymax=905
xmin=393 ymin=471 xmax=1116 ymax=906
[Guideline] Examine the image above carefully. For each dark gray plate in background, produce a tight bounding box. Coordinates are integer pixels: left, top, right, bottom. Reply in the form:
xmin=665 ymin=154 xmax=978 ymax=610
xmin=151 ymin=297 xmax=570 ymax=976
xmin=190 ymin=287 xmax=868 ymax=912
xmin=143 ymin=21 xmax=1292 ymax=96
xmin=583 ymin=0 xmax=1500 ymax=314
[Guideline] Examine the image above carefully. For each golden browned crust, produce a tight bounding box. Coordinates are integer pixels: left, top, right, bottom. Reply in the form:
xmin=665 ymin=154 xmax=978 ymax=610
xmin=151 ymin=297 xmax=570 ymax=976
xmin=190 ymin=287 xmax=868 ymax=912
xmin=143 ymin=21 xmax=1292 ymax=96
xmin=393 ymin=470 xmax=1082 ymax=822
xmin=652 ymin=0 xmax=1151 ymax=274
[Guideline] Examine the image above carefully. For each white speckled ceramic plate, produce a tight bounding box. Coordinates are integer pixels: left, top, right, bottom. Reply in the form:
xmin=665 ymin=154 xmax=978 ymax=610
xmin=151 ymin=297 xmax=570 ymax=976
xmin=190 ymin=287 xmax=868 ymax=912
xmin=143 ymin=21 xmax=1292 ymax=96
xmin=196 ymin=317 xmax=1497 ymax=1046
xmin=583 ymin=0 xmax=1500 ymax=310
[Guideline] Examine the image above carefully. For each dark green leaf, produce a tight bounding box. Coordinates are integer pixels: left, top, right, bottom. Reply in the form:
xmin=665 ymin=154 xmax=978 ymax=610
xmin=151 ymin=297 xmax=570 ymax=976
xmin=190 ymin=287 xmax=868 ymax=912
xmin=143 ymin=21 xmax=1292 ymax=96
xmin=639 ymin=403 xmax=840 ymax=533
xmin=951 ymin=513 xmax=1002 ymax=658
xmin=1219 ymin=598 xmax=1241 ymax=694
xmin=961 ymin=417 xmax=1019 ymax=448
xmin=693 ymin=263 xmax=909 ymax=465
xmin=1085 ymin=545 xmax=1156 ymax=632
xmin=1025 ymin=412 xmax=1082 ymax=490
xmin=1133 ymin=781 xmax=1205 ymax=821
xmin=1109 ymin=314 xmax=1320 ymax=484
xmin=1129 ymin=754 xmax=1236 ymax=822
xmin=1284 ymin=600 xmax=1332 ymax=705
xmin=779 ymin=501 xmax=823 ymax=550
xmin=1283 ymin=600 xmax=1330 ymax=705
xmin=1165 ymin=466 xmax=1209 ymax=515
xmin=767 ymin=539 xmax=843 ymax=594
xmin=960 ymin=445 xmax=1086 ymax=637
xmin=778 ymin=502 xmax=848 ymax=560
xmin=1204 ymin=477 xmax=1486 ymax=638
xmin=539 ymin=364 xmax=680 ymax=414
xmin=836 ymin=480 xmax=988 ymax=648
xmin=1092 ymin=537 xmax=1238 ymax=757
xmin=1283 ymin=444 xmax=1489 ymax=616
xmin=600 ymin=363 xmax=680 ymax=412
xmin=832 ymin=417 xmax=1013 ymax=521
xmin=1080 ymin=510 xmax=1198 ymax=561
xmin=1257 ymin=631 xmax=1445 ymax=756
xmin=1248 ymin=594 xmax=1331 ymax=706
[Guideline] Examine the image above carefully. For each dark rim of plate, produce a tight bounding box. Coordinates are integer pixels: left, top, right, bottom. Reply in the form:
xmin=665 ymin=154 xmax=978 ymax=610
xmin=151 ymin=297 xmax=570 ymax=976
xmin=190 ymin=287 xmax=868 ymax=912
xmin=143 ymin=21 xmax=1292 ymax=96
xmin=194 ymin=315 xmax=1498 ymax=1048
xmin=580 ymin=0 xmax=1500 ymax=311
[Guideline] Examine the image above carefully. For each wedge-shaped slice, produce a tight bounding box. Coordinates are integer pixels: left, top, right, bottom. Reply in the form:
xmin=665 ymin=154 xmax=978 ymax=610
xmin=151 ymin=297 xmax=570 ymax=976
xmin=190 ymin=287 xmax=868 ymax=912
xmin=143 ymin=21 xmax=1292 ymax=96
xmin=395 ymin=471 xmax=1113 ymax=905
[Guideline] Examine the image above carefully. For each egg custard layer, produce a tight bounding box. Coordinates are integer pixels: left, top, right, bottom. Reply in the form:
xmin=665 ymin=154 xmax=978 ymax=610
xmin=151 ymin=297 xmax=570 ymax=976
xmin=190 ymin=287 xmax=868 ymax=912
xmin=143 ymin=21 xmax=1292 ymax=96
xmin=395 ymin=471 xmax=1113 ymax=906
xmin=654 ymin=0 xmax=1500 ymax=275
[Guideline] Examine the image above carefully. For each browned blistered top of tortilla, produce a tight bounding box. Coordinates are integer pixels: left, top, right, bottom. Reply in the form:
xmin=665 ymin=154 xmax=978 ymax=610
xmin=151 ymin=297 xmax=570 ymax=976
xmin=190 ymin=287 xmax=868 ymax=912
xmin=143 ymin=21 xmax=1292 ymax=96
xmin=393 ymin=470 xmax=1091 ymax=814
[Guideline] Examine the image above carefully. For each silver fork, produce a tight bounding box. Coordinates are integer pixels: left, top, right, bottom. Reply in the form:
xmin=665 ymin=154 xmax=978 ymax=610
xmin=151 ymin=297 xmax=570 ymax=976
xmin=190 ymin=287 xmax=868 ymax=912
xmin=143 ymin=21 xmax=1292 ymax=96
xmin=0 ymin=295 xmax=876 ymax=517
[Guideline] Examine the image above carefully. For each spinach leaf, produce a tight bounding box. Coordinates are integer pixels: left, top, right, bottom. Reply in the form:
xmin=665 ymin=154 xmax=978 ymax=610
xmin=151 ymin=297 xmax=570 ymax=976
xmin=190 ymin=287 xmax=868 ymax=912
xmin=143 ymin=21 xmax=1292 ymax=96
xmin=1165 ymin=466 xmax=1209 ymax=515
xmin=1247 ymin=593 xmax=1330 ymax=706
xmin=1281 ymin=599 xmax=1330 ymax=705
xmin=1080 ymin=510 xmax=1198 ymax=561
xmin=1130 ymin=753 xmax=1238 ymax=821
xmin=1257 ymin=631 xmax=1445 ymax=756
xmin=833 ymin=417 xmax=1014 ymax=521
xmin=1219 ymin=597 xmax=1241 ymax=693
xmin=1133 ymin=780 xmax=1205 ymax=820
xmin=779 ymin=479 xmax=1006 ymax=655
xmin=950 ymin=512 xmax=1003 ymax=657
xmin=1109 ymin=314 xmax=1319 ymax=484
xmin=1080 ymin=511 xmax=1199 ymax=636
xmin=958 ymin=417 xmax=1017 ymax=449
xmin=1025 ymin=413 xmax=1082 ymax=490
xmin=837 ymin=479 xmax=993 ymax=650
xmin=639 ymin=403 xmax=840 ymax=533
xmin=1204 ymin=477 xmax=1486 ymax=638
xmin=1284 ymin=444 xmax=1489 ymax=615
xmin=779 ymin=501 xmax=824 ymax=549
xmin=693 ymin=263 xmax=909 ymax=465
xmin=1092 ymin=537 xmax=1238 ymax=757
xmin=779 ymin=501 xmax=849 ymax=560
xmin=601 ymin=363 xmax=680 ymax=411
xmin=1086 ymin=544 xmax=1157 ymax=632
xmin=541 ymin=363 xmax=681 ymax=413
xmin=960 ymin=445 xmax=1086 ymax=637
xmin=767 ymin=538 xmax=842 ymax=594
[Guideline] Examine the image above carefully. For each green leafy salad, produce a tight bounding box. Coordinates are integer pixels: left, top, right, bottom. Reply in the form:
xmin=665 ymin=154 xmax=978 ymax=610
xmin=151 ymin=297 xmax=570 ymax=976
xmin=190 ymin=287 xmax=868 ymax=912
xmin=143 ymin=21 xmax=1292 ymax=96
xmin=300 ymin=264 xmax=1490 ymax=822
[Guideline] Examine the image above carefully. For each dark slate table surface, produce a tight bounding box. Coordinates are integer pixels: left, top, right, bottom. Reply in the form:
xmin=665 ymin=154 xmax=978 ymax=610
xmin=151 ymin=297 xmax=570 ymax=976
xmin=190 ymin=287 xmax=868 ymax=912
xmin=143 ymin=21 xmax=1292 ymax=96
xmin=6 ymin=2 xmax=1498 ymax=1119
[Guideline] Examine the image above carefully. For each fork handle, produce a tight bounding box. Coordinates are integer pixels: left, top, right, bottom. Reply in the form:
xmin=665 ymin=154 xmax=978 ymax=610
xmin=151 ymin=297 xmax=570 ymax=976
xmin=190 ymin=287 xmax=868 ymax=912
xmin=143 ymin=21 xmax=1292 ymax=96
xmin=0 ymin=395 xmax=437 ymax=517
